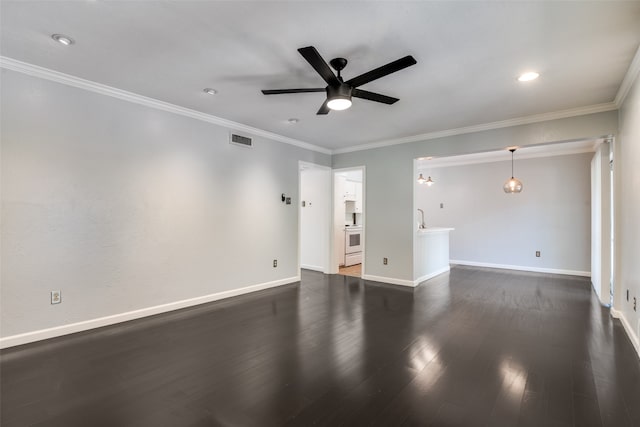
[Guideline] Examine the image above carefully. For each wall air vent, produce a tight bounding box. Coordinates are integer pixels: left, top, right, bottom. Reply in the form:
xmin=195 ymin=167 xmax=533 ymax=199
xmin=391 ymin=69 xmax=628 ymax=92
xmin=229 ymin=133 xmax=253 ymax=148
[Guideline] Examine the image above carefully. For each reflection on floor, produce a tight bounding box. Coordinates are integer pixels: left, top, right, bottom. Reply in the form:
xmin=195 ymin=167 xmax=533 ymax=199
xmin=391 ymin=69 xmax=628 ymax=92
xmin=339 ymin=263 xmax=361 ymax=277
xmin=3 ymin=267 xmax=640 ymax=426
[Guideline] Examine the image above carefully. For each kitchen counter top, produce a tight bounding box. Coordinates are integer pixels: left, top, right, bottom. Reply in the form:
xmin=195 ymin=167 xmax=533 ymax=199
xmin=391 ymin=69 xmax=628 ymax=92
xmin=417 ymin=227 xmax=454 ymax=234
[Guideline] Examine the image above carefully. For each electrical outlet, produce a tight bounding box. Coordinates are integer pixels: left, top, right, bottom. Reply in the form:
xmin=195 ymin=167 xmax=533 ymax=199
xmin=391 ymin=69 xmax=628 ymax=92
xmin=535 ymin=251 xmax=541 ymax=257
xmin=285 ymin=197 xmax=291 ymax=205
xmin=440 ymin=203 xmax=444 ymax=209
xmin=273 ymin=259 xmax=277 ymax=268
xmin=51 ymin=290 xmax=61 ymax=305
xmin=383 ymin=257 xmax=388 ymax=265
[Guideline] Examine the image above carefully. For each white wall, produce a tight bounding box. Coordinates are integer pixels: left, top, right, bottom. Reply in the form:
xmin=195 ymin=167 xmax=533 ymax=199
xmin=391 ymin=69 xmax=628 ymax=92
xmin=615 ymin=67 xmax=640 ymax=356
xmin=300 ymin=165 xmax=330 ymax=272
xmin=0 ymin=69 xmax=330 ymax=342
xmin=416 ymin=152 xmax=592 ymax=275
xmin=332 ymin=111 xmax=618 ymax=283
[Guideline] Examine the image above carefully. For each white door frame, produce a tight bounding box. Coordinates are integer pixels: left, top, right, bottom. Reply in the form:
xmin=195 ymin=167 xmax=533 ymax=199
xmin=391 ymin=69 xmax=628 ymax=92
xmin=330 ymin=166 xmax=366 ymax=275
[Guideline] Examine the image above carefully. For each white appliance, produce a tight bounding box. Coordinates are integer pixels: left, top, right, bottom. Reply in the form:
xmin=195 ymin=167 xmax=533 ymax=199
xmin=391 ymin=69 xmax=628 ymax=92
xmin=344 ymin=226 xmax=362 ymax=266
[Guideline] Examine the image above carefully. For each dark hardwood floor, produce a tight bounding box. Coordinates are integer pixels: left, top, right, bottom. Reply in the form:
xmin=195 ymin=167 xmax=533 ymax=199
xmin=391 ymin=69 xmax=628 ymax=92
xmin=2 ymin=266 xmax=639 ymax=426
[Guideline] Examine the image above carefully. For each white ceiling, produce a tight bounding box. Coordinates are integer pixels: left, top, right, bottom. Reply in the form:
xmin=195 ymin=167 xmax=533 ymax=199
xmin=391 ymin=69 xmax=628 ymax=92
xmin=2 ymin=1 xmax=640 ymax=151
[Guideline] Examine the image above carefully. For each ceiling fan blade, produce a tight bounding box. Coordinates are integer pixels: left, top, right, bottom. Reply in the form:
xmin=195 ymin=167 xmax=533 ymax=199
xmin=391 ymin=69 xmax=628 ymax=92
xmin=298 ymin=46 xmax=340 ymax=87
xmin=262 ymin=88 xmax=325 ymax=95
xmin=317 ymin=100 xmax=330 ymax=115
xmin=352 ymin=89 xmax=399 ymax=105
xmin=346 ymin=55 xmax=417 ymax=88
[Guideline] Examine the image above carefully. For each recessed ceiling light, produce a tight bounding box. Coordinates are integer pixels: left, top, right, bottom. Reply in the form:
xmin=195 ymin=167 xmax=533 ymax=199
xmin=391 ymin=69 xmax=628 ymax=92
xmin=51 ymin=34 xmax=74 ymax=46
xmin=203 ymin=88 xmax=218 ymax=95
xmin=518 ymin=72 xmax=540 ymax=82
xmin=287 ymin=118 xmax=299 ymax=124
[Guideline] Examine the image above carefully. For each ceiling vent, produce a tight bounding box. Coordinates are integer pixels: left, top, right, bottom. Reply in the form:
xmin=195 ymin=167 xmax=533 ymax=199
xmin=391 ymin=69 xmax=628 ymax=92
xmin=229 ymin=133 xmax=253 ymax=148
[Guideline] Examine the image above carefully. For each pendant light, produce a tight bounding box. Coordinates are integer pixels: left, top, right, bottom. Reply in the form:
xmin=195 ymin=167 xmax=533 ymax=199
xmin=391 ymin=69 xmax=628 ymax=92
xmin=503 ymin=148 xmax=523 ymax=193
xmin=417 ymin=173 xmax=435 ymax=186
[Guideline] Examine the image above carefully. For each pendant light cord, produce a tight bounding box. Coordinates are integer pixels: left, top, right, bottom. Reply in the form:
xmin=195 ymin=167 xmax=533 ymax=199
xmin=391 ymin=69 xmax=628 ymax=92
xmin=512 ymin=150 xmax=514 ymax=178
xmin=510 ymin=148 xmax=516 ymax=178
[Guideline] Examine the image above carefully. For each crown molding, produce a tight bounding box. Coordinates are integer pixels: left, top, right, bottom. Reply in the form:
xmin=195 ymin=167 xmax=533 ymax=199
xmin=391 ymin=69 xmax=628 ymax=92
xmin=417 ymin=139 xmax=600 ymax=170
xmin=2 ymin=55 xmax=629 ymax=157
xmin=333 ymin=102 xmax=617 ymax=155
xmin=0 ymin=56 xmax=332 ymax=155
xmin=614 ymin=44 xmax=640 ymax=108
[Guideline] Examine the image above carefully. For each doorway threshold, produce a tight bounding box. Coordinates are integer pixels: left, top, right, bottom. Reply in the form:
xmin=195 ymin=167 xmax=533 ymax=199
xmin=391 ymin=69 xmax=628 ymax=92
xmin=339 ymin=264 xmax=361 ymax=278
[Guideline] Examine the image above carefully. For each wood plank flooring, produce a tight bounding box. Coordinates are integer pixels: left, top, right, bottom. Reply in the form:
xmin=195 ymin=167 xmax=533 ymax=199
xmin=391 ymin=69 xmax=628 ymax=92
xmin=339 ymin=263 xmax=362 ymax=277
xmin=2 ymin=266 xmax=639 ymax=426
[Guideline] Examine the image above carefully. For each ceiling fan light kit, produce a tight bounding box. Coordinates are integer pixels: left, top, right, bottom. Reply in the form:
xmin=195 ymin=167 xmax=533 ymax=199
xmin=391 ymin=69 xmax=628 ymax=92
xmin=327 ymin=97 xmax=352 ymax=111
xmin=262 ymin=46 xmax=416 ymax=115
xmin=326 ymin=83 xmax=353 ymax=110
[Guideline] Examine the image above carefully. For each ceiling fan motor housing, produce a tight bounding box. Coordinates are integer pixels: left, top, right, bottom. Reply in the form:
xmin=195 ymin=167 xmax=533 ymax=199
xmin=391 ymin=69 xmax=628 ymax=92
xmin=326 ymin=83 xmax=352 ymax=100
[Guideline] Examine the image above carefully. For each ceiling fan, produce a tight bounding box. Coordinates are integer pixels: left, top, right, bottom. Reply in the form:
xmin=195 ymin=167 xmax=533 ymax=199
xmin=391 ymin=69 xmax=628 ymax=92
xmin=261 ymin=46 xmax=417 ymax=115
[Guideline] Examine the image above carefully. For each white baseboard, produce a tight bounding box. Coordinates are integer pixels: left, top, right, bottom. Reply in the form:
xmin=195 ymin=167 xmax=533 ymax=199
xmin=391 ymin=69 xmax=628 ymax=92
xmin=361 ymin=274 xmax=416 ymax=287
xmin=300 ymin=264 xmax=325 ymax=273
xmin=362 ymin=266 xmax=450 ymax=288
xmin=414 ymin=266 xmax=451 ymax=286
xmin=611 ymin=309 xmax=640 ymax=359
xmin=0 ymin=276 xmax=300 ymax=349
xmin=450 ymin=260 xmax=591 ymax=277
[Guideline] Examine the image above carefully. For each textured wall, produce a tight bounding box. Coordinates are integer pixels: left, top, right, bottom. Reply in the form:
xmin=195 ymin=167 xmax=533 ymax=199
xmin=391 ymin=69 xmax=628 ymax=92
xmin=333 ymin=111 xmax=618 ymax=282
xmin=0 ymin=70 xmax=330 ymax=337
xmin=616 ymin=69 xmax=640 ymax=350
xmin=416 ymin=153 xmax=592 ymax=273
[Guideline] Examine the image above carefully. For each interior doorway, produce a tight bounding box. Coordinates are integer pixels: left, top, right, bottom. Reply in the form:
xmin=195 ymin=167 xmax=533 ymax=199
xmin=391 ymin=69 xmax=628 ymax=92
xmin=332 ymin=167 xmax=365 ymax=277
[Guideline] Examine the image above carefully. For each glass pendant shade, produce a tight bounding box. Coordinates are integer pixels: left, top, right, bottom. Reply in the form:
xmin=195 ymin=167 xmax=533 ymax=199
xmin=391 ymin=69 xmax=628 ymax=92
xmin=417 ymin=173 xmax=434 ymax=185
xmin=503 ymin=148 xmax=523 ymax=193
xmin=503 ymin=177 xmax=523 ymax=193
